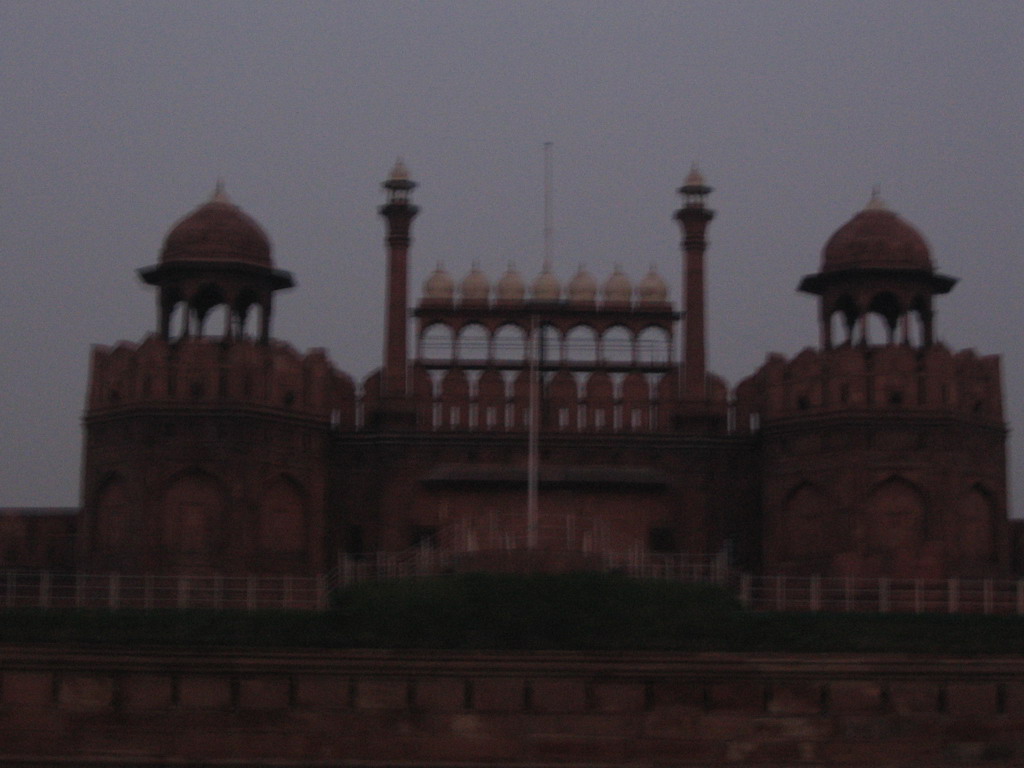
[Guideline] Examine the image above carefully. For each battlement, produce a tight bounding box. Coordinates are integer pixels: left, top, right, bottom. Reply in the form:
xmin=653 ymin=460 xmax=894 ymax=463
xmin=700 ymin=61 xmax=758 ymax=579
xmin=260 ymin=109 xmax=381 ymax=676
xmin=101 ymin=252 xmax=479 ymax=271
xmin=87 ymin=335 xmax=356 ymax=426
xmin=734 ymin=343 xmax=1002 ymax=432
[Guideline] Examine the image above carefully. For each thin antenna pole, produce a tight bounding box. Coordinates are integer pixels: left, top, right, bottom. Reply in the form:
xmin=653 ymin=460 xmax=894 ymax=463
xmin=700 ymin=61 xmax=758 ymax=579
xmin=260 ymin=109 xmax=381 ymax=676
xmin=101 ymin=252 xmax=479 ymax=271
xmin=543 ymin=141 xmax=554 ymax=264
xmin=527 ymin=142 xmax=553 ymax=551
xmin=527 ymin=314 xmax=539 ymax=550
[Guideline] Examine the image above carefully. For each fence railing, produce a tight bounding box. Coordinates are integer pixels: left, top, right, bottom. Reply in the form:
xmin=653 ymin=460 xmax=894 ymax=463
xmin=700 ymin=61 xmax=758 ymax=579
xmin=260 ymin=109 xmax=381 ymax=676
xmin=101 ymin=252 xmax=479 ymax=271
xmin=5 ymin=566 xmax=1024 ymax=616
xmin=737 ymin=573 xmax=1024 ymax=615
xmin=327 ymin=549 xmax=731 ymax=588
xmin=0 ymin=571 xmax=328 ymax=611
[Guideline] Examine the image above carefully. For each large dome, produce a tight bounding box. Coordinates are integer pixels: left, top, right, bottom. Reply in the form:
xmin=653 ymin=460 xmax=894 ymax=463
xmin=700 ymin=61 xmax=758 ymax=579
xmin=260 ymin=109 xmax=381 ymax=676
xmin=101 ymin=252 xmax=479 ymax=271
xmin=161 ymin=187 xmax=272 ymax=267
xmin=821 ymin=202 xmax=932 ymax=273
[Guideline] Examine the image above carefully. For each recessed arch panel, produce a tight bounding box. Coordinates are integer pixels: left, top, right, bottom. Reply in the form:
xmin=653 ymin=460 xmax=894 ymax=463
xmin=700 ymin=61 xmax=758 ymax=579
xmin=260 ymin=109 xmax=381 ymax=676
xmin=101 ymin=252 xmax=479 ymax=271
xmin=258 ymin=476 xmax=307 ymax=554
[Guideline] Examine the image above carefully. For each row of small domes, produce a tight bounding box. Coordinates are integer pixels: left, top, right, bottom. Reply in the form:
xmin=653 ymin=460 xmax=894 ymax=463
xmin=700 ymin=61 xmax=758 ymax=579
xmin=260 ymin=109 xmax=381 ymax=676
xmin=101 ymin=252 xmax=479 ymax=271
xmin=423 ymin=262 xmax=669 ymax=306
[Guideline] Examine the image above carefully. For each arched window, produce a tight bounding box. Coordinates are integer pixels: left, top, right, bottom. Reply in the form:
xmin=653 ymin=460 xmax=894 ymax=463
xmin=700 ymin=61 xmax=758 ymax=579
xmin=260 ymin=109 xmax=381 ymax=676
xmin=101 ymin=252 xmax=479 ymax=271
xmin=601 ymin=325 xmax=633 ymax=365
xmin=564 ymin=325 xmax=598 ymax=365
xmin=780 ymin=484 xmax=828 ymax=561
xmin=457 ymin=323 xmax=490 ymax=363
xmin=492 ymin=324 xmax=527 ymax=362
xmin=538 ymin=324 xmax=562 ymax=366
xmin=162 ymin=472 xmax=226 ymax=556
xmin=420 ymin=323 xmax=454 ymax=360
xmin=93 ymin=476 xmax=130 ymax=551
xmin=259 ymin=477 xmax=307 ymax=554
xmin=636 ymin=326 xmax=671 ymax=364
xmin=960 ymin=486 xmax=995 ymax=562
xmin=862 ymin=478 xmax=925 ymax=555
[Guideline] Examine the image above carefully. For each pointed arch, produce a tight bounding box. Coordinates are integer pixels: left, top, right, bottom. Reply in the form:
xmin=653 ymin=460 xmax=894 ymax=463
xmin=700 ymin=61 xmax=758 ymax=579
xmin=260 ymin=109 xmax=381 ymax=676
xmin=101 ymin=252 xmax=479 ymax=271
xmin=258 ymin=475 xmax=308 ymax=554
xmin=420 ymin=323 xmax=455 ymax=360
xmin=960 ymin=484 xmax=996 ymax=563
xmin=621 ymin=372 xmax=651 ymax=431
xmin=161 ymin=469 xmax=227 ymax=556
xmin=477 ymin=368 xmax=506 ymax=430
xmin=636 ymin=325 xmax=671 ymax=364
xmin=492 ymin=323 xmax=527 ymax=362
xmin=546 ymin=369 xmax=579 ymax=430
xmin=585 ymin=371 xmax=614 ymax=431
xmin=601 ymin=325 xmax=633 ymax=365
xmin=93 ymin=473 xmax=131 ymax=551
xmin=564 ymin=324 xmax=598 ymax=365
xmin=440 ymin=368 xmax=470 ymax=429
xmin=457 ymin=323 xmax=490 ymax=362
xmin=778 ymin=482 xmax=830 ymax=561
xmin=861 ymin=476 xmax=926 ymax=556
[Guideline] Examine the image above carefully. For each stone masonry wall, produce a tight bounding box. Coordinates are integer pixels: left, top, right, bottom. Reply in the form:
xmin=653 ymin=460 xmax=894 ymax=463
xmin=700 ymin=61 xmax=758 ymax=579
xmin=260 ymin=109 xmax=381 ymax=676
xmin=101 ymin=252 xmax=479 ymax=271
xmin=2 ymin=647 xmax=1023 ymax=766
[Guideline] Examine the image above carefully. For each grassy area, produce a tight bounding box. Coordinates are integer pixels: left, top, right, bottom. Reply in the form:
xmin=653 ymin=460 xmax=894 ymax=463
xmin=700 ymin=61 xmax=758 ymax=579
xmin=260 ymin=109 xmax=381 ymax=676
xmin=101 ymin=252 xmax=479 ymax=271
xmin=3 ymin=572 xmax=1024 ymax=653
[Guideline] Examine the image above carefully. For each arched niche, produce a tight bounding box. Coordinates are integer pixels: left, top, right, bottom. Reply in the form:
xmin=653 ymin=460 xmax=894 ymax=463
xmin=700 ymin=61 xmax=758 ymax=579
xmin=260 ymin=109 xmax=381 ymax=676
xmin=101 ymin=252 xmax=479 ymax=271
xmin=867 ymin=292 xmax=901 ymax=344
xmin=779 ymin=483 xmax=829 ymax=561
xmin=258 ymin=476 xmax=308 ymax=554
xmin=564 ymin=325 xmax=598 ymax=365
xmin=457 ymin=323 xmax=490 ymax=362
xmin=420 ymin=323 xmax=454 ymax=360
xmin=601 ymin=325 xmax=633 ymax=365
xmin=93 ymin=475 xmax=130 ymax=551
xmin=960 ymin=485 xmax=996 ymax=563
xmin=477 ymin=368 xmax=507 ymax=430
xmin=191 ymin=283 xmax=227 ymax=337
xmin=492 ymin=323 xmax=526 ymax=362
xmin=234 ymin=289 xmax=262 ymax=339
xmin=161 ymin=471 xmax=226 ymax=556
xmin=860 ymin=477 xmax=926 ymax=556
xmin=636 ymin=326 xmax=670 ymax=364
xmin=539 ymin=323 xmax=561 ymax=366
xmin=826 ymin=294 xmax=858 ymax=347
xmin=547 ymin=369 xmax=579 ymax=430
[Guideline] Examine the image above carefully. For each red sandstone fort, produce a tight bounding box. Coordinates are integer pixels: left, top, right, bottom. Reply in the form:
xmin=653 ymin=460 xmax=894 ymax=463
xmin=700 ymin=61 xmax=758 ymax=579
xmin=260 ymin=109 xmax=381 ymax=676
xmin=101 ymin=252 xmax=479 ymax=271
xmin=0 ymin=163 xmax=1014 ymax=581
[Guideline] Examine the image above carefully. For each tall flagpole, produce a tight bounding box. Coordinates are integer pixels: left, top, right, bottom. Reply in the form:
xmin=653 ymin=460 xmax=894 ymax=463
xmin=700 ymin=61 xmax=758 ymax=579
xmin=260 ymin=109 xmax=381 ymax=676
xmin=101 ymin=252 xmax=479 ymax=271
xmin=527 ymin=143 xmax=553 ymax=550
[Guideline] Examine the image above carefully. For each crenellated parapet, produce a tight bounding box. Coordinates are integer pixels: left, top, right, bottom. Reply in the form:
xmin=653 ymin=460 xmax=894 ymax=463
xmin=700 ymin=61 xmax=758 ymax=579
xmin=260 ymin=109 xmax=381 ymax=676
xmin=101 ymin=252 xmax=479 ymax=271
xmin=87 ymin=335 xmax=356 ymax=426
xmin=734 ymin=344 xmax=1002 ymax=433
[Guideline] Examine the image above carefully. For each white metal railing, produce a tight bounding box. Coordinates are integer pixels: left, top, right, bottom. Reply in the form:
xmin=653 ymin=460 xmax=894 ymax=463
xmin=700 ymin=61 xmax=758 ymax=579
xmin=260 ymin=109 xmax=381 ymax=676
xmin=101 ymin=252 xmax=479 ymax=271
xmin=1 ymin=571 xmax=327 ymax=611
xmin=5 ymin=566 xmax=1024 ymax=616
xmin=736 ymin=573 xmax=1024 ymax=615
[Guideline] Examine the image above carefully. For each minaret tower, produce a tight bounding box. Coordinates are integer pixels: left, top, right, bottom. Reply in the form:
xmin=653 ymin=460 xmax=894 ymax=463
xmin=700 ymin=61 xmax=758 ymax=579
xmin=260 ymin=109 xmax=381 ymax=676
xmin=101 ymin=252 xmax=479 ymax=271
xmin=379 ymin=159 xmax=419 ymax=402
xmin=674 ymin=165 xmax=714 ymax=400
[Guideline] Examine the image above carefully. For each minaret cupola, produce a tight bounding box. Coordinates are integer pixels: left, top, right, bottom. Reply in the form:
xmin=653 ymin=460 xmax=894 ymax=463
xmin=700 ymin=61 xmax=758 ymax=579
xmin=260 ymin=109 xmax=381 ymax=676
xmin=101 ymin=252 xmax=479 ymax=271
xmin=799 ymin=193 xmax=955 ymax=348
xmin=139 ymin=182 xmax=293 ymax=343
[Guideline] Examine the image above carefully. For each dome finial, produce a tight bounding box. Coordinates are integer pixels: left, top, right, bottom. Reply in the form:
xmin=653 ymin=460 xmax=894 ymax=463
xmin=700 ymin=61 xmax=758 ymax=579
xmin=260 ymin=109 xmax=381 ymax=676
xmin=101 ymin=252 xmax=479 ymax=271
xmin=389 ymin=157 xmax=409 ymax=182
xmin=684 ymin=163 xmax=705 ymax=188
xmin=865 ymin=186 xmax=887 ymax=211
xmin=679 ymin=163 xmax=712 ymax=205
xmin=210 ymin=178 xmax=230 ymax=204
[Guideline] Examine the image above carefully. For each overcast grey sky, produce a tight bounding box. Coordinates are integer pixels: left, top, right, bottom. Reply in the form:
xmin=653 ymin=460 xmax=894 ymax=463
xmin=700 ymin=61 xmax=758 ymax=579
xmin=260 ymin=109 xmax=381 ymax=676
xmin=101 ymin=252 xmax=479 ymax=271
xmin=2 ymin=1 xmax=1022 ymax=510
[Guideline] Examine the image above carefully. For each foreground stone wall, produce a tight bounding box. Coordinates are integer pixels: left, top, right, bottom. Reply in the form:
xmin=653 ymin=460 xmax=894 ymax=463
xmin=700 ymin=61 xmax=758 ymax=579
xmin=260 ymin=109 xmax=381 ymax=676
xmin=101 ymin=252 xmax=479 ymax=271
xmin=2 ymin=646 xmax=1024 ymax=766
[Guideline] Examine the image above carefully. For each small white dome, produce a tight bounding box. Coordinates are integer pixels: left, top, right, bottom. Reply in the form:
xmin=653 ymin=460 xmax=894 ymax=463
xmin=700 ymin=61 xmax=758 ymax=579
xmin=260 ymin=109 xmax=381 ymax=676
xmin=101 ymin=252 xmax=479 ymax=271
xmin=495 ymin=263 xmax=525 ymax=304
xmin=423 ymin=263 xmax=455 ymax=302
xmin=637 ymin=265 xmax=668 ymax=305
xmin=567 ymin=266 xmax=597 ymax=305
xmin=460 ymin=263 xmax=490 ymax=304
xmin=602 ymin=266 xmax=632 ymax=307
xmin=531 ymin=261 xmax=561 ymax=302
